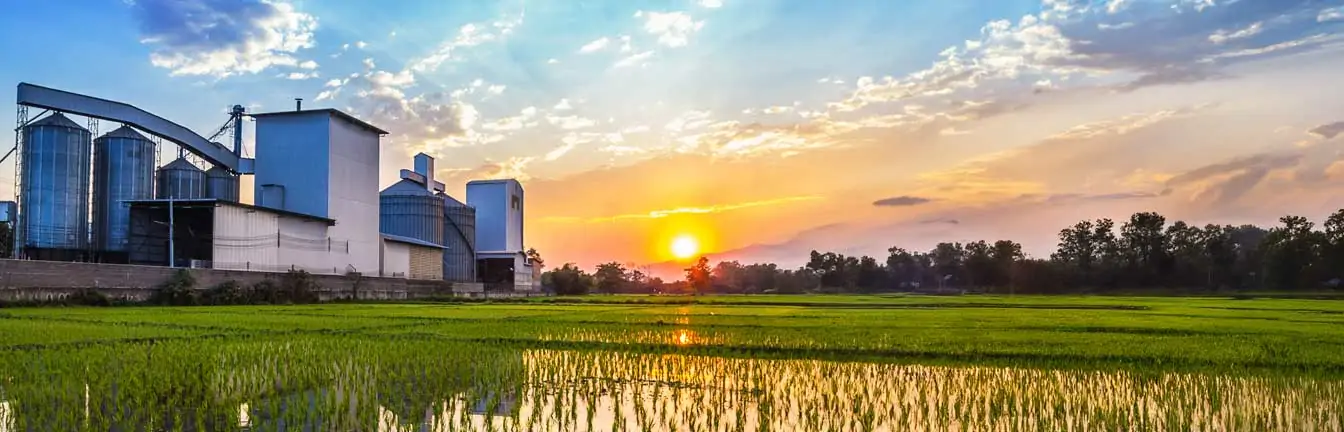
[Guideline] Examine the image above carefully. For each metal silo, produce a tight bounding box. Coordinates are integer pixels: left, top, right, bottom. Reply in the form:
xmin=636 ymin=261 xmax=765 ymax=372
xmin=441 ymin=193 xmax=477 ymax=282
xmin=92 ymin=125 xmax=156 ymax=252
xmin=156 ymin=157 xmax=207 ymax=199
xmin=18 ymin=113 xmax=92 ymax=251
xmin=379 ymin=179 xmax=444 ymax=246
xmin=205 ymin=166 xmax=240 ymax=201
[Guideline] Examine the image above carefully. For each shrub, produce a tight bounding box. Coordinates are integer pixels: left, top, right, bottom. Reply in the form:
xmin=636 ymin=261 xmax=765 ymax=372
xmin=203 ymin=280 xmax=247 ymax=305
xmin=150 ymin=269 xmax=198 ymax=306
xmin=65 ymin=289 xmax=111 ymax=306
xmin=279 ymin=269 xmax=321 ymax=304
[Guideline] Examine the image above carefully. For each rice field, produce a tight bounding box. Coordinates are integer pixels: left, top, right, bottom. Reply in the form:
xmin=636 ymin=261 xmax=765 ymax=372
xmin=2 ymin=295 xmax=1343 ymax=431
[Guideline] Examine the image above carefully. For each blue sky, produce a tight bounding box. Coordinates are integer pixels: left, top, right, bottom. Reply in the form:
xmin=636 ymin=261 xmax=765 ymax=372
xmin=3 ymin=0 xmax=1344 ymax=272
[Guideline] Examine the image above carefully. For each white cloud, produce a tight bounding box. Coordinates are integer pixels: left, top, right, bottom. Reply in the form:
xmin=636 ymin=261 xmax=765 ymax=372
xmin=579 ymin=37 xmax=611 ymax=53
xmin=1320 ymin=7 xmax=1344 ymax=22
xmin=553 ymin=99 xmax=574 ymax=110
xmin=409 ymin=15 xmax=521 ymax=72
xmin=284 ymin=71 xmax=318 ymax=80
xmin=634 ymin=11 xmax=704 ymax=47
xmin=547 ymin=114 xmax=597 ymax=130
xmin=136 ymin=0 xmax=318 ymax=78
xmin=298 ymin=60 xmax=318 ymax=69
xmin=547 ymin=58 xmax=559 ymax=64
xmin=323 ymin=79 xmax=342 ymax=87
xmin=1209 ymin=21 xmax=1263 ymax=44
xmin=699 ymin=0 xmax=723 ymax=8
xmin=614 ymin=50 xmax=654 ymax=68
xmin=486 ymin=84 xmax=506 ymax=95
xmin=356 ymin=41 xmax=367 ymax=49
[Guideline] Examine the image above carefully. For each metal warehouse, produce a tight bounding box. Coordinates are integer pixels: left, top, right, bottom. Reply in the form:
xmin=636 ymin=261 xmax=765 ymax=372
xmin=6 ymin=82 xmax=540 ymax=291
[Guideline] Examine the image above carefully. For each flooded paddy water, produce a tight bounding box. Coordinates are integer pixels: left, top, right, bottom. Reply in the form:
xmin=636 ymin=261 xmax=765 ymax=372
xmin=2 ymin=298 xmax=1343 ymax=431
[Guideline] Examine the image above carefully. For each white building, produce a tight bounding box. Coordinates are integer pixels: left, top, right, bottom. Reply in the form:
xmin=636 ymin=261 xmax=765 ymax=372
xmin=467 ymin=179 xmax=538 ymax=291
xmin=126 ymin=109 xmax=389 ymax=276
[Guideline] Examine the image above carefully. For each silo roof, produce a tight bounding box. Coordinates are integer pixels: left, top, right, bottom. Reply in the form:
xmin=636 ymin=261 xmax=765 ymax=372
xmin=161 ymin=157 xmax=202 ymax=171
xmin=380 ymin=178 xmax=435 ymax=196
xmin=97 ymin=125 xmax=149 ymax=141
xmin=27 ymin=113 xmax=87 ymax=131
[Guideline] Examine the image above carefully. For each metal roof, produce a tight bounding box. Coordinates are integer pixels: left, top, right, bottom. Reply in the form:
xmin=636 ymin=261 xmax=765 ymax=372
xmin=465 ymin=178 xmax=523 ymax=187
xmin=381 ymin=233 xmax=447 ymax=249
xmin=161 ymin=157 xmax=202 ymax=171
xmin=249 ymin=108 xmax=389 ymax=135
xmin=437 ymin=192 xmax=469 ymax=207
xmin=28 ymin=112 xmax=87 ymax=131
xmin=381 ymin=178 xmax=436 ymax=196
xmin=124 ymin=199 xmax=337 ymax=225
xmin=97 ymin=125 xmax=148 ymax=141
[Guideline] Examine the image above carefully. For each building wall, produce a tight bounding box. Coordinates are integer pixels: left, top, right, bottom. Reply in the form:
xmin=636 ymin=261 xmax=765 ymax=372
xmin=409 ymin=245 xmax=442 ymax=280
xmin=0 ymin=259 xmax=516 ymax=302
xmin=212 ymin=203 xmax=279 ymax=270
xmin=327 ymin=117 xmax=382 ymax=275
xmin=380 ymin=239 xmax=410 ymax=278
xmin=212 ymin=204 xmax=347 ymax=274
xmin=466 ymin=180 xmax=524 ymax=253
xmin=253 ymin=112 xmax=331 ymax=218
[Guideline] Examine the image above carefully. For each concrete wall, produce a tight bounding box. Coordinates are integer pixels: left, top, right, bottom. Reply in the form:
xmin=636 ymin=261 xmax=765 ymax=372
xmin=409 ymin=245 xmax=441 ymax=280
xmin=0 ymin=259 xmax=525 ymax=303
xmin=327 ymin=115 xmax=382 ymax=274
xmin=380 ymin=239 xmax=410 ymax=278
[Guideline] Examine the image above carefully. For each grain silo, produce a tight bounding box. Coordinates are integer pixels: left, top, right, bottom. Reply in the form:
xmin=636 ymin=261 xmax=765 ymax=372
xmin=18 ymin=113 xmax=92 ymax=254
xmin=92 ymin=125 xmax=155 ymax=254
xmin=156 ymin=157 xmax=207 ymax=199
xmin=379 ymin=179 xmax=445 ymax=246
xmin=205 ymin=166 xmax=240 ymax=201
xmin=440 ymin=192 xmax=477 ymax=282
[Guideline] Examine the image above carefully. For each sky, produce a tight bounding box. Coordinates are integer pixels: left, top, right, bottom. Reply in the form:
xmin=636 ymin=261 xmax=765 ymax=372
xmin=2 ymin=0 xmax=1344 ymax=277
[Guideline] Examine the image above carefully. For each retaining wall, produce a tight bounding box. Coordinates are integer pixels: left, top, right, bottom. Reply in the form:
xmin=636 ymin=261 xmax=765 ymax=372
xmin=0 ymin=259 xmax=537 ymax=303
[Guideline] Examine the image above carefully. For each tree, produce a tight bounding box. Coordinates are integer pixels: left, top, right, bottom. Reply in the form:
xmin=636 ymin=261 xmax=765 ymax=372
xmin=1262 ymin=216 xmax=1322 ymax=290
xmin=855 ymin=256 xmax=886 ymax=292
xmin=991 ymin=240 xmax=1024 ymax=290
xmin=593 ymin=262 xmax=628 ymax=294
xmin=712 ymin=261 xmax=746 ymax=293
xmin=1322 ymin=209 xmax=1344 ymax=287
xmin=1120 ymin=212 xmax=1170 ymax=286
xmin=685 ymin=256 xmax=712 ymax=296
xmin=963 ymin=241 xmax=995 ymax=288
xmin=930 ymin=242 xmax=966 ymax=288
xmin=543 ymin=263 xmax=593 ymax=295
xmin=525 ymin=248 xmax=545 ymax=270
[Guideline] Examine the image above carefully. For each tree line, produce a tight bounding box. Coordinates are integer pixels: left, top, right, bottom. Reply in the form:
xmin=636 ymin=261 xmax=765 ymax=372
xmin=541 ymin=209 xmax=1344 ymax=295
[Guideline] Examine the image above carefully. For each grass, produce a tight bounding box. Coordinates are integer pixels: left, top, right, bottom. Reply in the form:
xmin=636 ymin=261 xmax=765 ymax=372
xmin=2 ymin=294 xmax=1343 ymax=430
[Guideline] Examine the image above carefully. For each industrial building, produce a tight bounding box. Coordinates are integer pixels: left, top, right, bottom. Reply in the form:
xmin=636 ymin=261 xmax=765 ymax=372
xmin=8 ymin=82 xmax=540 ymax=291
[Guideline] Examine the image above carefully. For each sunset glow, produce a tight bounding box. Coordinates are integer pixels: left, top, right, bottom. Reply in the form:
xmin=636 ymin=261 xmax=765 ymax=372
xmin=671 ymin=235 xmax=699 ymax=260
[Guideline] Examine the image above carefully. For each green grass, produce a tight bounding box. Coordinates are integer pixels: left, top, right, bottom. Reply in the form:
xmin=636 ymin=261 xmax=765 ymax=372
xmin=2 ymin=294 xmax=1344 ymax=430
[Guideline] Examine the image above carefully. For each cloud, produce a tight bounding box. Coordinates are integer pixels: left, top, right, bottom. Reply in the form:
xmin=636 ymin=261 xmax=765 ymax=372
xmin=132 ymin=0 xmax=317 ymax=77
xmin=1321 ymin=7 xmax=1344 ymax=22
xmin=829 ymin=0 xmax=1344 ymax=111
xmin=873 ymin=196 xmax=934 ymax=207
xmin=614 ymin=50 xmax=655 ymax=68
xmin=1165 ymin=152 xmax=1303 ymax=204
xmin=410 ymin=15 xmax=520 ymax=72
xmin=545 ymin=142 xmax=578 ymax=161
xmin=544 ymin=196 xmax=823 ymax=223
xmin=699 ymin=0 xmax=723 ymax=8
xmin=635 ymin=11 xmax=704 ymax=47
xmin=283 ymin=71 xmax=318 ymax=80
xmin=579 ymin=37 xmax=611 ymax=53
xmin=1308 ymin=121 xmax=1344 ymax=139
xmin=441 ymin=157 xmax=535 ymax=183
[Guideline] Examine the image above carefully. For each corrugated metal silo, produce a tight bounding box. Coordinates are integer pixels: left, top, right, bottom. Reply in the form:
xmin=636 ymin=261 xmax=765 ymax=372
xmin=205 ymin=166 xmax=240 ymax=201
xmin=379 ymin=179 xmax=445 ymax=246
xmin=156 ymin=157 xmax=207 ymax=199
xmin=440 ymin=193 xmax=477 ymax=282
xmin=92 ymin=125 xmax=156 ymax=252
xmin=18 ymin=113 xmax=92 ymax=251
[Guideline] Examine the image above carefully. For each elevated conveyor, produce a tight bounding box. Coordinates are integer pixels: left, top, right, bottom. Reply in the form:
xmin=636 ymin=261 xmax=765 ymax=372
xmin=16 ymin=82 xmax=251 ymax=173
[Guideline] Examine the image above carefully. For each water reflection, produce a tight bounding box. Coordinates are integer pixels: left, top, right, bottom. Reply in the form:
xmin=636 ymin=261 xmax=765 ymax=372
xmin=3 ymin=341 xmax=1342 ymax=431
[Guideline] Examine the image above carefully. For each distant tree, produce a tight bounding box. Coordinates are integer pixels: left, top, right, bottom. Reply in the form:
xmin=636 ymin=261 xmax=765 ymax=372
xmin=963 ymin=241 xmax=995 ymax=288
xmin=1120 ymin=212 xmax=1170 ymax=286
xmin=593 ymin=262 xmax=627 ymax=294
xmin=544 ymin=263 xmax=594 ymax=295
xmin=1262 ymin=216 xmax=1323 ymax=290
xmin=712 ymin=260 xmax=746 ymax=292
xmin=1323 ymin=210 xmax=1344 ymax=287
xmin=930 ymin=242 xmax=965 ymax=288
xmin=685 ymin=256 xmax=712 ymax=296
xmin=991 ymin=240 xmax=1024 ymax=290
xmin=855 ymin=256 xmax=886 ymax=292
xmin=525 ymin=248 xmax=545 ymax=270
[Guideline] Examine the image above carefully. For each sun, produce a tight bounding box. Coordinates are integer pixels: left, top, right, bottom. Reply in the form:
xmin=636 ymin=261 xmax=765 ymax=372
xmin=670 ymin=235 xmax=699 ymax=260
